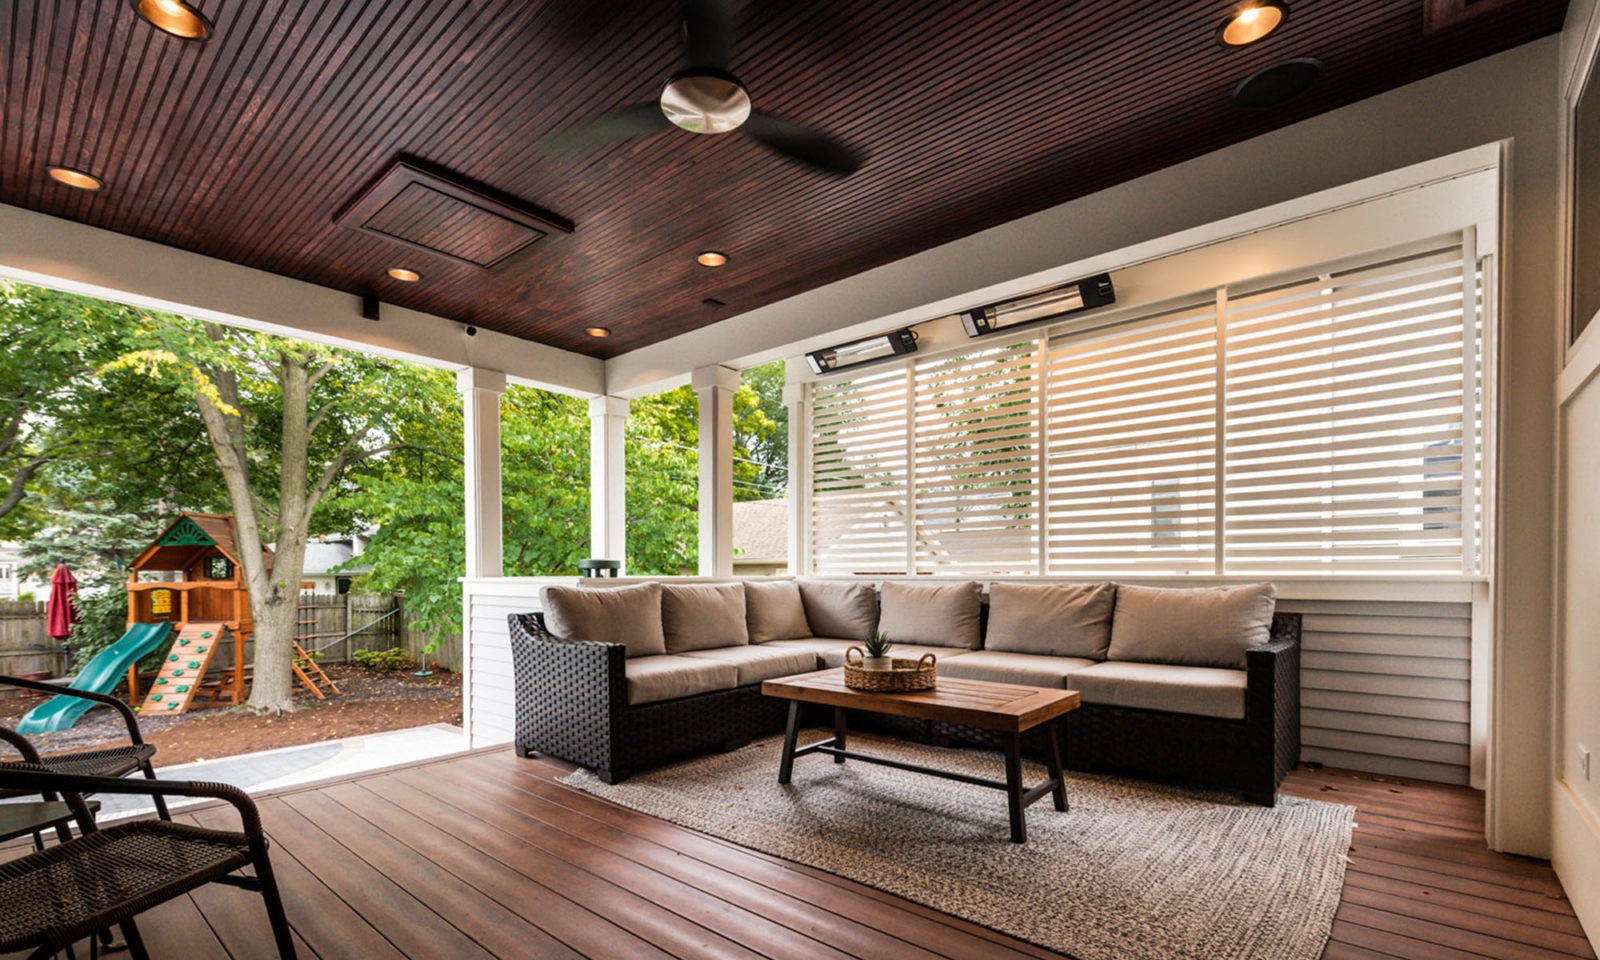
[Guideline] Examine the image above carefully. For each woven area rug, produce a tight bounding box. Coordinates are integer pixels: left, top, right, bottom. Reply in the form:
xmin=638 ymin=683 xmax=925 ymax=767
xmin=562 ymin=733 xmax=1354 ymax=960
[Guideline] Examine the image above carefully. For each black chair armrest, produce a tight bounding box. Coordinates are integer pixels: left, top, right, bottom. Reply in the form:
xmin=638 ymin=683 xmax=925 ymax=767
xmin=0 ymin=725 xmax=44 ymax=763
xmin=1 ymin=674 xmax=147 ymax=745
xmin=0 ymin=764 xmax=265 ymax=838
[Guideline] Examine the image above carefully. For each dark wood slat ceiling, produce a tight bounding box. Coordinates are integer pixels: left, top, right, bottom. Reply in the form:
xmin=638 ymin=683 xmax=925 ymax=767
xmin=0 ymin=0 xmax=1569 ymax=358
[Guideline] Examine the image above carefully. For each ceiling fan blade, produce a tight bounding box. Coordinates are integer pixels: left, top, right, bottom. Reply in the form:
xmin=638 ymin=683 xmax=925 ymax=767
xmin=682 ymin=0 xmax=735 ymax=71
xmin=541 ymin=102 xmax=671 ymax=154
xmin=741 ymin=110 xmax=864 ymax=175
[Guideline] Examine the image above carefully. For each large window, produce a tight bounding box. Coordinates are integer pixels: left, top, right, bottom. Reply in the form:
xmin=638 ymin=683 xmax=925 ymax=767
xmin=807 ymin=240 xmax=1484 ymax=576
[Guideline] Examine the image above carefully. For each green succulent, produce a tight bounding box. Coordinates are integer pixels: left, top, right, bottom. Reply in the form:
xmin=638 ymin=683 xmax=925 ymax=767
xmin=863 ymin=633 xmax=893 ymax=658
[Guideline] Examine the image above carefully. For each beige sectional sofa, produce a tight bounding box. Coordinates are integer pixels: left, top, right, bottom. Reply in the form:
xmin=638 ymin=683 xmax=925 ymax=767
xmin=509 ymin=577 xmax=1301 ymax=802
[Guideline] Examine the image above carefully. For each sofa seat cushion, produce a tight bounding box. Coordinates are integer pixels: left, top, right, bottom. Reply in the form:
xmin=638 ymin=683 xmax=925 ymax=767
xmin=623 ymin=655 xmax=739 ymax=706
xmin=682 ymin=645 xmax=819 ymax=686
xmin=1068 ymin=661 xmax=1247 ymax=720
xmin=937 ymin=651 xmax=1097 ymax=688
xmin=762 ymin=638 xmax=856 ymax=669
xmin=662 ymin=582 xmax=748 ymax=652
xmin=818 ymin=644 xmax=971 ymax=670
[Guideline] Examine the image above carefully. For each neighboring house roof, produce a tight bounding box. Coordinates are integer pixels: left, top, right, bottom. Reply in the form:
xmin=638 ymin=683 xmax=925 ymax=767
xmin=302 ymin=537 xmax=370 ymax=577
xmin=732 ymin=499 xmax=788 ymax=565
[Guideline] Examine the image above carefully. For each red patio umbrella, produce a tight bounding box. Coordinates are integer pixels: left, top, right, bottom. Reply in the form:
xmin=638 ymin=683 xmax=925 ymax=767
xmin=46 ymin=563 xmax=80 ymax=640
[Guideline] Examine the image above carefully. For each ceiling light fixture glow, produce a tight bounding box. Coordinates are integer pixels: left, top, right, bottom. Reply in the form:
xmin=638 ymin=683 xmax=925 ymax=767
xmin=1218 ymin=2 xmax=1287 ymax=46
xmin=46 ymin=166 xmax=105 ymax=191
xmin=696 ymin=251 xmax=728 ymax=267
xmin=130 ymin=0 xmax=214 ymax=41
xmin=586 ymin=327 xmax=611 ymax=338
xmin=387 ymin=268 xmax=421 ymax=282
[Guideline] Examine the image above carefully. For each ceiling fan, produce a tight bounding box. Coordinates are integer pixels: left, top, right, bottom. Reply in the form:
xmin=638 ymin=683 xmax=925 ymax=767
xmin=542 ymin=0 xmax=865 ymax=175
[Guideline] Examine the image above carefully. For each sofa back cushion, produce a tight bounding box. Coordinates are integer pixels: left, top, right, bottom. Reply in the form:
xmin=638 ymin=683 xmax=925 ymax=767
xmin=1107 ymin=583 xmax=1277 ymax=669
xmin=985 ymin=582 xmax=1115 ymax=658
xmin=541 ymin=581 xmax=665 ymax=658
xmin=878 ymin=580 xmax=983 ymax=649
xmin=661 ymin=582 xmax=749 ymax=652
xmin=797 ymin=580 xmax=879 ymax=641
xmin=743 ymin=580 xmax=813 ymax=643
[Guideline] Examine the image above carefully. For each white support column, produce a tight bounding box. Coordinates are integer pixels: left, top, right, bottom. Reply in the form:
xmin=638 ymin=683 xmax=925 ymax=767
xmin=588 ymin=396 xmax=629 ymax=567
xmin=694 ymin=364 xmax=740 ymax=577
xmin=783 ymin=380 xmax=811 ymax=575
xmin=456 ymin=367 xmax=506 ymax=579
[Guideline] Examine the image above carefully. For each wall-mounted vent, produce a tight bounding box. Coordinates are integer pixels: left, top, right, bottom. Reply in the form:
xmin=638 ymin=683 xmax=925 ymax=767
xmin=335 ymin=160 xmax=573 ymax=272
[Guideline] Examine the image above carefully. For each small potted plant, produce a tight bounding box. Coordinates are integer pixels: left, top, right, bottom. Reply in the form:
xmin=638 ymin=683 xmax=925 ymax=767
xmin=862 ymin=633 xmax=893 ymax=671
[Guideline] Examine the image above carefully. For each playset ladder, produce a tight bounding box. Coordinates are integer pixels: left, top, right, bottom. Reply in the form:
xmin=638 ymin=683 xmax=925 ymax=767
xmin=292 ymin=643 xmax=340 ymax=699
xmin=138 ymin=622 xmax=228 ymax=716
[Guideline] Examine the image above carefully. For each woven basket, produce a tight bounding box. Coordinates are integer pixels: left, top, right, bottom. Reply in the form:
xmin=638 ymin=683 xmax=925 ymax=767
xmin=842 ymin=647 xmax=937 ymax=692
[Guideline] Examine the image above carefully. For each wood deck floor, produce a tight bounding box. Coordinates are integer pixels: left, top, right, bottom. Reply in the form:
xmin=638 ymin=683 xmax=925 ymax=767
xmin=5 ymin=748 xmax=1593 ymax=960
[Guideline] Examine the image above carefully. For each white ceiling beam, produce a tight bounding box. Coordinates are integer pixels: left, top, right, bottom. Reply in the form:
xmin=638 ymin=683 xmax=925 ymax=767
xmin=0 ymin=203 xmax=605 ymax=398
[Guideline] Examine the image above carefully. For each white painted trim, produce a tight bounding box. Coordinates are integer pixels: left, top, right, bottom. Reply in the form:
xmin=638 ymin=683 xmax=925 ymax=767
xmin=1554 ymin=781 xmax=1600 ymax=954
xmin=1560 ymin=321 xmax=1600 ymax=403
xmin=0 ymin=203 xmax=605 ymax=398
xmin=1471 ymin=580 xmax=1493 ymax=790
xmin=604 ymin=145 xmax=1500 ymax=397
xmin=588 ymin=396 xmax=629 ymax=567
xmin=694 ymin=365 xmax=739 ymax=577
xmin=457 ymin=368 xmax=505 ymax=579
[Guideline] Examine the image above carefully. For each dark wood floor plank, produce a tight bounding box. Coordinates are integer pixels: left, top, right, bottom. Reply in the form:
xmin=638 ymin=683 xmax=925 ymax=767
xmin=482 ymin=753 xmax=1058 ymax=960
xmin=385 ymin=766 xmax=900 ymax=960
xmin=283 ymin=789 xmax=589 ymax=960
xmin=1337 ymin=903 xmax=1587 ymax=960
xmin=328 ymin=780 xmax=678 ymax=960
xmin=133 ymin=892 xmax=231 ymax=958
xmin=1339 ymin=885 xmax=1595 ymax=957
xmin=398 ymin=762 xmax=968 ymax=960
xmin=1330 ymin=917 xmax=1493 ymax=960
xmin=1341 ymin=871 xmax=1591 ymax=936
xmin=254 ymin=797 xmax=499 ymax=960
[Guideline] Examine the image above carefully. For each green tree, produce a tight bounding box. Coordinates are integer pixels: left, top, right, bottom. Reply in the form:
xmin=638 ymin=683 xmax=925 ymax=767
xmin=111 ymin=318 xmax=440 ymax=712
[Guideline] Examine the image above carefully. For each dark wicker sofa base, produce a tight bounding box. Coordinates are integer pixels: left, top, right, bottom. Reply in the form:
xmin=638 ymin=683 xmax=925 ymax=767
xmin=510 ymin=611 xmax=1301 ymax=802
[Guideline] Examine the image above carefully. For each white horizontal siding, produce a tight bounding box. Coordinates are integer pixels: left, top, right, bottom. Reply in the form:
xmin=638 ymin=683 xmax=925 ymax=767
xmin=1277 ymin=598 xmax=1473 ymax=785
xmin=463 ymin=578 xmax=1477 ymax=784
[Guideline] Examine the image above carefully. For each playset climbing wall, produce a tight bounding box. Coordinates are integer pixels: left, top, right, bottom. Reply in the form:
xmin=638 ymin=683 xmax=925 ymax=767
xmin=138 ymin=621 xmax=228 ymax=715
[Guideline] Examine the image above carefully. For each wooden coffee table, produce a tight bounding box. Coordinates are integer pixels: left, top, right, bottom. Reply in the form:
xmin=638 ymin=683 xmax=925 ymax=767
xmin=761 ymin=668 xmax=1080 ymax=843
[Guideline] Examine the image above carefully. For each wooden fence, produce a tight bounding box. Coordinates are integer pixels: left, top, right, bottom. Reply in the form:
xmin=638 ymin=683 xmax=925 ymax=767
xmin=296 ymin=592 xmax=461 ymax=672
xmin=0 ymin=601 xmax=62 ymax=696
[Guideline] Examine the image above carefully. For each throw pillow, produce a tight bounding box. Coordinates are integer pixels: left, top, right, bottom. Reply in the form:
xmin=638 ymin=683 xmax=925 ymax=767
xmin=796 ymin=580 xmax=879 ymax=641
xmin=1106 ymin=583 xmax=1277 ymax=669
xmin=744 ymin=580 xmax=812 ymax=643
xmin=878 ymin=580 xmax=983 ymax=649
xmin=540 ymin=581 xmax=665 ymax=658
xmin=661 ymin=582 xmax=749 ymax=652
xmin=985 ymin=582 xmax=1115 ymax=658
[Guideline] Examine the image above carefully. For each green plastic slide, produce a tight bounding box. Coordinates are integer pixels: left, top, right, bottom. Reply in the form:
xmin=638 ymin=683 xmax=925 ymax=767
xmin=15 ymin=622 xmax=175 ymax=735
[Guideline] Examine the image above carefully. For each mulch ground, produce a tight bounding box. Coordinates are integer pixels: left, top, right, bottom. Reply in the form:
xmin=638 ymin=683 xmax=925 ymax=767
xmin=0 ymin=664 xmax=462 ymax=767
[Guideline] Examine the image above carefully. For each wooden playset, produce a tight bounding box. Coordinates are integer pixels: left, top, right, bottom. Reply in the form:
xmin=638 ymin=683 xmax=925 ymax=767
xmin=124 ymin=513 xmax=339 ymax=714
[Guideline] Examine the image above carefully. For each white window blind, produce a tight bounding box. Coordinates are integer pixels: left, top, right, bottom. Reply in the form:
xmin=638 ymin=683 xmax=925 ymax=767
xmin=810 ymin=365 xmax=911 ymax=574
xmin=1221 ymin=248 xmax=1473 ymax=572
xmin=1043 ymin=303 xmax=1218 ymax=574
xmin=911 ymin=341 xmax=1041 ymax=574
xmin=806 ymin=240 xmax=1483 ymax=576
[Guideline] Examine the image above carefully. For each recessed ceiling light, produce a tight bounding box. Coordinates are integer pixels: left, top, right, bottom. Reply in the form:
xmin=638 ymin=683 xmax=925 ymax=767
xmin=131 ymin=0 xmax=214 ymax=40
xmin=585 ymin=327 xmax=611 ymax=338
xmin=1218 ymin=2 xmax=1287 ymax=47
xmin=387 ymin=268 xmax=421 ymax=282
xmin=696 ymin=251 xmax=728 ymax=267
xmin=46 ymin=166 xmax=105 ymax=191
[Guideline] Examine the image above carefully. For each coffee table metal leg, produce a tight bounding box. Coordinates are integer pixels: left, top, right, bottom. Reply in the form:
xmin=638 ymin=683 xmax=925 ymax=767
xmin=1046 ymin=720 xmax=1068 ymax=812
xmin=778 ymin=701 xmax=802 ymax=784
xmin=833 ymin=707 xmax=848 ymax=763
xmin=1004 ymin=733 xmax=1026 ymax=843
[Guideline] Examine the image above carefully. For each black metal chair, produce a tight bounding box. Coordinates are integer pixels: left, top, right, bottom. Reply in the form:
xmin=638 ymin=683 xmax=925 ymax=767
xmin=0 ymin=766 xmax=298 ymax=960
xmin=1 ymin=675 xmax=171 ymax=821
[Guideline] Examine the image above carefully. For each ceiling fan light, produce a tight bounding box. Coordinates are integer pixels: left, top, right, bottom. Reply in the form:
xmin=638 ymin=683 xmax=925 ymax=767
xmin=1218 ymin=2 xmax=1287 ymax=46
xmin=131 ymin=0 xmax=214 ymax=40
xmin=660 ymin=71 xmax=752 ymax=134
